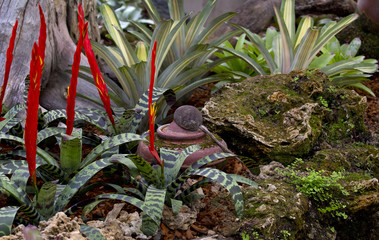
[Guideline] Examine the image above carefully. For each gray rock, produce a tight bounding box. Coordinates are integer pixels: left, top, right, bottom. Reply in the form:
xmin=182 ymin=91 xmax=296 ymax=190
xmin=202 ymin=69 xmax=367 ymax=165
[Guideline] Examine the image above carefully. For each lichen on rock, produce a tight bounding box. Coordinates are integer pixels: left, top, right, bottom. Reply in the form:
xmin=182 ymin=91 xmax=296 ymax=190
xmin=202 ymin=69 xmax=368 ymax=165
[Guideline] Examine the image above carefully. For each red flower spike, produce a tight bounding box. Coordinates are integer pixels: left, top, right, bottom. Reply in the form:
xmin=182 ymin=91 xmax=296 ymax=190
xmin=25 ymin=43 xmax=44 ymax=185
xmin=148 ymin=41 xmax=162 ymax=166
xmin=78 ymin=4 xmax=116 ymax=127
xmin=38 ymin=4 xmax=46 ymax=63
xmin=66 ymin=21 xmax=88 ymax=135
xmin=0 ymin=20 xmax=18 ymax=121
xmin=25 ymin=6 xmax=46 ymax=185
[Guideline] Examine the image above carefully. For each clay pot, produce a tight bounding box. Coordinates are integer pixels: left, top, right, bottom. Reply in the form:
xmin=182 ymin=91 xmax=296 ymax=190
xmin=137 ymin=121 xmax=228 ymax=168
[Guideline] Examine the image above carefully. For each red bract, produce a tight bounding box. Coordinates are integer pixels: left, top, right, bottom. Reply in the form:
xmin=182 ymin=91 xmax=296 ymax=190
xmin=66 ymin=20 xmax=88 ymax=135
xmin=78 ymin=4 xmax=116 ymax=127
xmin=148 ymin=41 xmax=162 ymax=166
xmin=25 ymin=5 xmax=46 ymax=185
xmin=0 ymin=20 xmax=18 ymax=121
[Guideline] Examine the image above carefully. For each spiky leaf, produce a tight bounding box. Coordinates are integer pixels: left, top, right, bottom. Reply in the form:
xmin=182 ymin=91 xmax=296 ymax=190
xmin=141 ymin=186 xmax=166 ymax=236
xmin=0 ymin=206 xmax=20 ymax=237
xmin=80 ymin=225 xmax=106 ymax=240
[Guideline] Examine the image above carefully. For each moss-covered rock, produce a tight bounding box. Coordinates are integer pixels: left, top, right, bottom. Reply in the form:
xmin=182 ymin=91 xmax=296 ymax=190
xmin=202 ymin=69 xmax=367 ymax=165
xmin=305 ymin=143 xmax=379 ymax=178
xmin=241 ymin=180 xmax=309 ymax=240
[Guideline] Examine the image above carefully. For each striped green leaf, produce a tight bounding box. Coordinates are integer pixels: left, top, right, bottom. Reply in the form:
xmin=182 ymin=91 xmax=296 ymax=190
xmin=142 ymin=0 xmax=162 ymax=24
xmin=36 ymin=182 xmax=57 ymax=219
xmin=43 ymin=109 xmax=107 ymax=132
xmin=231 ymin=23 xmax=276 ymax=73
xmin=217 ymin=46 xmax=266 ymax=75
xmin=274 ymin=5 xmax=293 ymax=73
xmin=0 ymin=134 xmax=58 ymax=167
xmin=280 ymin=0 xmax=295 ymax=42
xmin=81 ymin=133 xmax=143 ymax=167
xmin=54 ymin=158 xmax=114 ymax=212
xmin=291 ymin=28 xmax=319 ymax=70
xmin=130 ymin=87 xmax=166 ymax=133
xmin=100 ymin=4 xmax=137 ymax=66
xmin=294 ymin=16 xmax=314 ymax=49
xmin=141 ymin=186 xmax=166 ymax=236
xmin=0 ymin=176 xmax=42 ymax=224
xmin=190 ymin=168 xmax=244 ymax=217
xmin=128 ymin=154 xmax=160 ymax=186
xmin=60 ymin=129 xmax=82 ymax=176
xmin=80 ymin=225 xmax=106 ymax=240
xmin=0 ymin=206 xmax=20 ymax=237
xmin=309 ymin=13 xmax=358 ymax=63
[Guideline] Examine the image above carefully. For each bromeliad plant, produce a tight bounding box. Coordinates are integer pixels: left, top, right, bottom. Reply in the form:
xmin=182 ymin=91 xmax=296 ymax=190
xmin=76 ymin=42 xmax=258 ymax=236
xmin=79 ymin=0 xmax=240 ymax=123
xmin=0 ymin=5 xmax=145 ymax=237
xmin=215 ymin=0 xmax=377 ymax=95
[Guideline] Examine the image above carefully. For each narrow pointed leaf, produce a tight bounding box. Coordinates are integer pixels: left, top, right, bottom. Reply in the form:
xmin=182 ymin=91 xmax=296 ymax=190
xmin=82 ymin=133 xmax=143 ymax=167
xmin=191 ymin=168 xmax=244 ymax=217
xmin=274 ymin=5 xmax=293 ymax=73
xmin=141 ymin=186 xmax=166 ymax=236
xmin=80 ymin=225 xmax=106 ymax=240
xmin=0 ymin=206 xmax=20 ymax=237
xmin=291 ymin=28 xmax=319 ymax=70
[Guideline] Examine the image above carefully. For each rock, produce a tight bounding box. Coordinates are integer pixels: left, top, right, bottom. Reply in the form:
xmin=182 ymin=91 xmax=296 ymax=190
xmin=295 ymin=0 xmax=356 ymax=16
xmin=202 ymin=69 xmax=368 ymax=165
xmin=161 ymin=205 xmax=199 ymax=231
xmin=257 ymin=161 xmax=285 ymax=180
xmin=87 ymin=209 xmax=148 ymax=240
xmin=241 ymin=180 xmax=309 ymax=239
xmin=39 ymin=212 xmax=85 ymax=240
xmin=306 ymin=143 xmax=379 ymax=178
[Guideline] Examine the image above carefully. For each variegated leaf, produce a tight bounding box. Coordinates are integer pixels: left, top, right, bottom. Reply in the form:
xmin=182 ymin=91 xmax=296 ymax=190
xmin=80 ymin=225 xmax=106 ymax=240
xmin=81 ymin=133 xmax=144 ymax=167
xmin=141 ymin=186 xmax=166 ymax=236
xmin=190 ymin=167 xmax=244 ymax=217
xmin=0 ymin=206 xmax=20 ymax=237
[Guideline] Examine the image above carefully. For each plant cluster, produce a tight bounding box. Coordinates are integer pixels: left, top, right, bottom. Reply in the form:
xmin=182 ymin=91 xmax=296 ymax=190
xmin=0 ymin=2 xmax=256 ymax=238
xmin=0 ymin=0 xmax=374 ymax=238
xmin=279 ymin=159 xmax=349 ymax=220
xmin=97 ymin=0 xmax=153 ymax=31
xmin=212 ymin=0 xmax=377 ymax=95
xmin=81 ymin=0 xmax=240 ymax=123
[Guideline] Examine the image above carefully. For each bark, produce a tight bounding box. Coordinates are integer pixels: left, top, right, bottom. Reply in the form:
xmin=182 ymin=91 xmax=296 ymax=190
xmin=0 ymin=0 xmax=101 ymax=110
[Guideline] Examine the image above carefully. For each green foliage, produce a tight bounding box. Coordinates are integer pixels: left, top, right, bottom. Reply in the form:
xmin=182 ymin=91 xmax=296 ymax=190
xmin=85 ymin=0 xmax=240 ymax=123
xmin=212 ymin=0 xmax=377 ymax=95
xmin=0 ymin=130 xmax=145 ymax=237
xmin=108 ymin=145 xmax=259 ymax=236
xmin=97 ymin=0 xmax=153 ymax=31
xmin=279 ymin=159 xmax=349 ymax=219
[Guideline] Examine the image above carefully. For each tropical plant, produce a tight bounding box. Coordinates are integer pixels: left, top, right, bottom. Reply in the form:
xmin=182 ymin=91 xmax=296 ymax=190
xmin=309 ymin=36 xmax=378 ymax=96
xmin=0 ymin=6 xmax=144 ymax=237
xmin=79 ymin=46 xmax=258 ymax=236
xmin=215 ymin=0 xmax=377 ymax=95
xmin=97 ymin=0 xmax=153 ymax=31
xmin=80 ymin=0 xmax=240 ymax=123
xmin=0 ymin=38 xmax=258 ymax=238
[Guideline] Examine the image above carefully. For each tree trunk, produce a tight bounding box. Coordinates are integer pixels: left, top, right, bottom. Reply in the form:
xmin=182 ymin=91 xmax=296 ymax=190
xmin=0 ymin=0 xmax=101 ymax=110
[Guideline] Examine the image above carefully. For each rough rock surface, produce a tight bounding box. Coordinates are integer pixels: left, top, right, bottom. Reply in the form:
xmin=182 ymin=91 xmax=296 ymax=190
xmin=202 ymin=69 xmax=368 ymax=165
